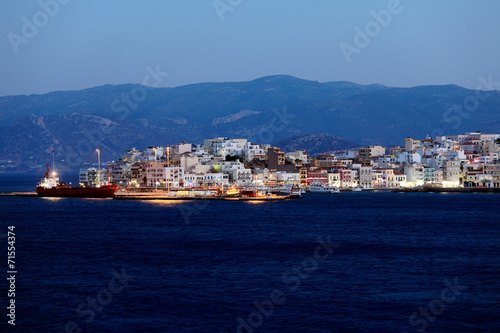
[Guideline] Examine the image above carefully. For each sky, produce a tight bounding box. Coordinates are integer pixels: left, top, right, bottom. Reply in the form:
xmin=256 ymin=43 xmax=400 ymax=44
xmin=1 ymin=0 xmax=500 ymax=96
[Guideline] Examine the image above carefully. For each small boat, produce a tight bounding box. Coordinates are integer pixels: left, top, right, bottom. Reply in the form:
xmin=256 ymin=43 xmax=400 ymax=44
xmin=309 ymin=183 xmax=339 ymax=193
xmin=352 ymin=187 xmax=362 ymax=192
xmin=289 ymin=184 xmax=303 ymax=198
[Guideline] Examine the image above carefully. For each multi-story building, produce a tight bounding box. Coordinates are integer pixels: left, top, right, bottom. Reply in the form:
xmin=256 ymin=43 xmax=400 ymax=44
xmin=307 ymin=169 xmax=328 ymax=185
xmin=244 ymin=143 xmax=267 ymax=161
xmin=299 ymin=168 xmax=308 ymax=187
xmin=212 ymin=138 xmax=247 ymax=157
xmin=490 ymin=164 xmax=500 ymax=188
xmin=328 ymin=173 xmax=341 ymax=188
xmin=285 ymin=151 xmax=309 ymax=165
xmin=394 ymin=173 xmax=407 ymax=187
xmin=202 ymin=173 xmax=229 ymax=186
xmin=443 ymin=160 xmax=460 ymax=187
xmin=79 ymin=168 xmax=109 ymax=187
xmin=404 ymin=164 xmax=424 ymax=186
xmin=423 ymin=167 xmax=435 ymax=184
xmin=174 ymin=142 xmax=192 ymax=155
xmin=360 ymin=145 xmax=386 ymax=164
xmin=146 ymin=166 xmax=185 ymax=188
xmin=218 ymin=161 xmax=252 ymax=185
xmin=267 ymin=147 xmax=286 ymax=169
xmin=476 ymin=174 xmax=494 ymax=187
xmin=276 ymin=172 xmax=300 ymax=185
xmin=373 ymin=168 xmax=395 ymax=188
xmin=358 ymin=166 xmax=373 ymax=188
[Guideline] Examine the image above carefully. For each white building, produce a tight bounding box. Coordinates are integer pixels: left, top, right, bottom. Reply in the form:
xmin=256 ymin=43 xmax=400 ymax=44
xmin=79 ymin=168 xmax=109 ymax=187
xmin=244 ymin=142 xmax=267 ymax=161
xmin=358 ymin=166 xmax=373 ymax=188
xmin=203 ymin=173 xmax=229 ymax=186
xmin=404 ymin=164 xmax=424 ymax=186
xmin=443 ymin=160 xmax=460 ymax=187
xmin=284 ymin=151 xmax=309 ymax=164
xmin=174 ymin=142 xmax=192 ymax=155
xmin=276 ymin=172 xmax=300 ymax=184
xmin=146 ymin=166 xmax=185 ymax=188
xmin=212 ymin=138 xmax=247 ymax=157
xmin=217 ymin=161 xmax=252 ymax=185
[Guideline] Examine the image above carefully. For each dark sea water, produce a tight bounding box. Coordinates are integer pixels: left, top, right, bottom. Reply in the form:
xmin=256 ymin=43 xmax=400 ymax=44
xmin=0 ymin=174 xmax=499 ymax=333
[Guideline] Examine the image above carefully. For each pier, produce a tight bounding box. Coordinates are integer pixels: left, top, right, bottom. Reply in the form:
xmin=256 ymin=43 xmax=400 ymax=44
xmin=113 ymin=192 xmax=295 ymax=201
xmin=392 ymin=187 xmax=500 ymax=193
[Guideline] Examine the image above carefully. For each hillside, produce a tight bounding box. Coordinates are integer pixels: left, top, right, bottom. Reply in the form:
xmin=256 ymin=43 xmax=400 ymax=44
xmin=1 ymin=75 xmax=499 ymax=171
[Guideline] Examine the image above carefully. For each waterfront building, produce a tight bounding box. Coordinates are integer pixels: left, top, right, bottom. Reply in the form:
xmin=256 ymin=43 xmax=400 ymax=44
xmin=490 ymin=164 xmax=500 ymax=188
xmin=202 ymin=173 xmax=229 ymax=186
xmin=423 ymin=167 xmax=435 ymax=184
xmin=327 ymin=173 xmax=341 ymax=188
xmin=476 ymin=174 xmax=494 ymax=187
xmin=307 ymin=169 xmax=328 ymax=185
xmin=79 ymin=168 xmax=109 ymax=187
xmin=276 ymin=171 xmax=300 ymax=185
xmin=373 ymin=168 xmax=395 ymax=188
xmin=443 ymin=160 xmax=460 ymax=187
xmin=146 ymin=166 xmax=185 ymax=188
xmin=217 ymin=161 xmax=252 ymax=185
xmin=394 ymin=173 xmax=407 ymax=187
xmin=358 ymin=166 xmax=373 ymax=188
xmin=404 ymin=164 xmax=425 ymax=186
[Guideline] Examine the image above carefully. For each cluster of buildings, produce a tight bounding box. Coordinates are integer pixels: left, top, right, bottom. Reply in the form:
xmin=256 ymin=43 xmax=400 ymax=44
xmin=79 ymin=132 xmax=500 ymax=190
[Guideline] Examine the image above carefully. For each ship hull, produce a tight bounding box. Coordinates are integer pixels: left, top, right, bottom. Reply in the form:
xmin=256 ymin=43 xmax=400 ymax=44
xmin=36 ymin=185 xmax=119 ymax=198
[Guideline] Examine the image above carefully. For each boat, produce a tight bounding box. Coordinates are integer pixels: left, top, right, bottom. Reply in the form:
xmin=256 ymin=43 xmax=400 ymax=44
xmin=309 ymin=183 xmax=339 ymax=193
xmin=352 ymin=187 xmax=362 ymax=192
xmin=36 ymin=164 xmax=118 ymax=198
xmin=279 ymin=184 xmax=293 ymax=193
xmin=289 ymin=184 xmax=303 ymax=198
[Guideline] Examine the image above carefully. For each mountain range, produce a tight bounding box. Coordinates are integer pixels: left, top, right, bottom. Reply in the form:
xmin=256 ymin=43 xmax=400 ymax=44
xmin=1 ymin=75 xmax=499 ymax=172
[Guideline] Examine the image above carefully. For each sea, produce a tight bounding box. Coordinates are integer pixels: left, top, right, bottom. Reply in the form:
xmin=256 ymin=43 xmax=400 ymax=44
xmin=0 ymin=173 xmax=499 ymax=333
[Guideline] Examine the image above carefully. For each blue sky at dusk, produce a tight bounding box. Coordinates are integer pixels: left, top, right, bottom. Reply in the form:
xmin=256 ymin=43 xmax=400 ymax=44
xmin=1 ymin=0 xmax=499 ymax=96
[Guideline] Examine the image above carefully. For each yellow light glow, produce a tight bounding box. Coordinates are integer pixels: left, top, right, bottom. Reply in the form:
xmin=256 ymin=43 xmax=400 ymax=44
xmin=52 ymin=172 xmax=56 ymax=177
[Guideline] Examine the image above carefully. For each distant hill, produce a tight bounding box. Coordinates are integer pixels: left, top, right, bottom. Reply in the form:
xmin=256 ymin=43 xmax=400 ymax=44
xmin=273 ymin=134 xmax=359 ymax=155
xmin=1 ymin=75 xmax=499 ymax=172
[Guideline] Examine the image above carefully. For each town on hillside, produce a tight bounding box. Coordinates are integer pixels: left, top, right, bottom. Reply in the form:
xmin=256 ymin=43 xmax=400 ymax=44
xmin=79 ymin=131 xmax=500 ymax=191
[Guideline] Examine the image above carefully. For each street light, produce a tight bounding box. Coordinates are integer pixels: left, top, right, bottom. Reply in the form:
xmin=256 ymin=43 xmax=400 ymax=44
xmin=96 ymin=149 xmax=100 ymax=187
xmin=153 ymin=147 xmax=157 ymax=193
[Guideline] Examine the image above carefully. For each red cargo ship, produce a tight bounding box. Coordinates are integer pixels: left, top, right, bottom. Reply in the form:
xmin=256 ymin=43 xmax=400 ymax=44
xmin=36 ymin=165 xmax=118 ymax=198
